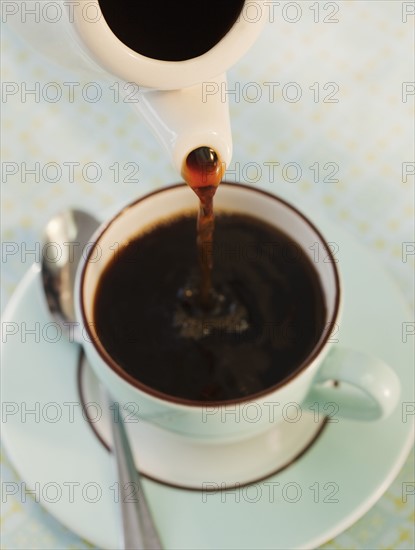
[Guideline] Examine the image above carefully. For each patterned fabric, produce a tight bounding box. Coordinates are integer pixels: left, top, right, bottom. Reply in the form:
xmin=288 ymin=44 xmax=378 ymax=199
xmin=1 ymin=1 xmax=413 ymax=548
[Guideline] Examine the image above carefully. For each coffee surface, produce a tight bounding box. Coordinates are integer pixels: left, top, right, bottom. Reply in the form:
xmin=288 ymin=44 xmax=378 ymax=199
xmin=93 ymin=213 xmax=326 ymax=402
xmin=98 ymin=0 xmax=245 ymax=61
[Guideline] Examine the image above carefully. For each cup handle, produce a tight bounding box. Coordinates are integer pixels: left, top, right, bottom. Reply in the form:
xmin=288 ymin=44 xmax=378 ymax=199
xmin=304 ymin=347 xmax=401 ymax=421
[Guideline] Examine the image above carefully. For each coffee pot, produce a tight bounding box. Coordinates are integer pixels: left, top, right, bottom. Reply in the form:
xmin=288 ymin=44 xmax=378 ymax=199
xmin=6 ymin=0 xmax=266 ymax=173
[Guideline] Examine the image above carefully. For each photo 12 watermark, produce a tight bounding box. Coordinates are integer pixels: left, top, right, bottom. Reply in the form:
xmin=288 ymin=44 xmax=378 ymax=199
xmin=202 ymin=81 xmax=340 ymax=105
xmin=402 ymin=2 xmax=415 ymax=23
xmin=1 ymin=81 xmax=140 ymax=104
xmin=401 ymin=162 xmax=414 ymax=184
xmin=1 ymin=400 xmax=141 ymax=424
xmin=402 ymin=82 xmax=415 ymax=103
xmin=237 ymin=2 xmax=341 ymax=25
xmin=202 ymin=399 xmax=340 ymax=426
xmin=1 ymin=1 xmax=342 ymax=26
xmin=1 ymin=481 xmax=144 ymax=505
xmin=223 ymin=160 xmax=340 ymax=185
xmin=401 ymin=242 xmax=415 ymax=263
xmin=401 ymin=323 xmax=414 ymax=344
xmin=201 ymin=480 xmax=340 ymax=504
xmin=401 ymin=402 xmax=415 ymax=423
xmin=1 ymin=1 xmax=103 ymax=25
xmin=401 ymin=482 xmax=415 ymax=503
xmin=1 ymin=161 xmax=140 ymax=184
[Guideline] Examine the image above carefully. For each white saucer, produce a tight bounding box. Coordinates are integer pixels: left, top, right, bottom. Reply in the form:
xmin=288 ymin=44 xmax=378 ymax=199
xmin=80 ymin=358 xmax=326 ymax=490
xmin=1 ymin=217 xmax=413 ymax=549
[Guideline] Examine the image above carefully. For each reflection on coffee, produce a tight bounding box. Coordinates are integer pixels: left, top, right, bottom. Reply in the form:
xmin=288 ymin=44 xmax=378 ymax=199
xmin=98 ymin=0 xmax=245 ymax=61
xmin=93 ymin=213 xmax=326 ymax=403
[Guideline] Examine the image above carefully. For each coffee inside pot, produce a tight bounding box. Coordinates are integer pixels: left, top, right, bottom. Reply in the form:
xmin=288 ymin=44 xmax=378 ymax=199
xmin=98 ymin=0 xmax=245 ymax=61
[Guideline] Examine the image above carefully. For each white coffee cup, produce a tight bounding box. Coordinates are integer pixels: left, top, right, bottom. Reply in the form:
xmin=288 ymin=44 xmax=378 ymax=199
xmin=76 ymin=184 xmax=400 ymax=442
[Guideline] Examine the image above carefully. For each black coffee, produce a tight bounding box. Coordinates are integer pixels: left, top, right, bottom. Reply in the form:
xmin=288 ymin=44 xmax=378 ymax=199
xmin=98 ymin=0 xmax=245 ymax=61
xmin=93 ymin=212 xmax=326 ymax=403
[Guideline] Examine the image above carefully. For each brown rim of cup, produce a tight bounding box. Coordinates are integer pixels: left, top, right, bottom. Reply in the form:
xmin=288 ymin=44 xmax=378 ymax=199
xmin=80 ymin=182 xmax=341 ymax=408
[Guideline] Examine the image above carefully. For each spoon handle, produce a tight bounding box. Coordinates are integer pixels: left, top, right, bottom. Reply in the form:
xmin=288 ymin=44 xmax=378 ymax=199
xmin=103 ymin=391 xmax=162 ymax=550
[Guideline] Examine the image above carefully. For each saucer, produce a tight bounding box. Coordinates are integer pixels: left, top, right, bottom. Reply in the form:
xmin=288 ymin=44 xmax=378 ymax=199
xmin=1 ymin=217 xmax=413 ymax=549
xmin=79 ymin=357 xmax=326 ymax=489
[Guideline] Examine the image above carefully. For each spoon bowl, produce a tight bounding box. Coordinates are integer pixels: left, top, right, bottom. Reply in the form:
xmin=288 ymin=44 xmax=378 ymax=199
xmin=41 ymin=209 xmax=99 ymax=340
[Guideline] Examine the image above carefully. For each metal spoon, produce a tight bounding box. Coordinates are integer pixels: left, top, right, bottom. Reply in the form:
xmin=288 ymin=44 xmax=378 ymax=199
xmin=41 ymin=209 xmax=162 ymax=550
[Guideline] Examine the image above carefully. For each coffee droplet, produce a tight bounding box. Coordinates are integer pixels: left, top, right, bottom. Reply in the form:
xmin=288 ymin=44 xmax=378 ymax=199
xmin=182 ymin=147 xmax=225 ymax=191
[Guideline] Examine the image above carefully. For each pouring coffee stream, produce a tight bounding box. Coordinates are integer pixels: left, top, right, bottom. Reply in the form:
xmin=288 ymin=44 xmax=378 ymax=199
xmin=182 ymin=146 xmax=225 ymax=310
xmin=178 ymin=147 xmax=250 ymax=339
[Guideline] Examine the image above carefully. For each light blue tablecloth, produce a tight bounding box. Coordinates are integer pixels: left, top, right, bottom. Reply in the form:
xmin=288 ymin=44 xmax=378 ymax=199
xmin=1 ymin=2 xmax=414 ymax=548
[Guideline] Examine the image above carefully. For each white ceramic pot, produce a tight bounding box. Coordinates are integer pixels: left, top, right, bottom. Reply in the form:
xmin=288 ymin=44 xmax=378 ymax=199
xmin=5 ymin=0 xmax=267 ymax=171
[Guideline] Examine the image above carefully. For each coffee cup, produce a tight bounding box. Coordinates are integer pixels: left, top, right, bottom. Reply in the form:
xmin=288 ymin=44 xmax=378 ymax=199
xmin=76 ymin=184 xmax=400 ymax=442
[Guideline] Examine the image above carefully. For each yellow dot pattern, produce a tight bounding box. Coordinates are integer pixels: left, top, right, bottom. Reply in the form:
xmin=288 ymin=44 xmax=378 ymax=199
xmin=1 ymin=1 xmax=414 ymax=549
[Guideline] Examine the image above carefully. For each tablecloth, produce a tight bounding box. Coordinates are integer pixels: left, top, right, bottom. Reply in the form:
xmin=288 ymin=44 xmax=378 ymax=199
xmin=1 ymin=1 xmax=414 ymax=548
